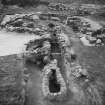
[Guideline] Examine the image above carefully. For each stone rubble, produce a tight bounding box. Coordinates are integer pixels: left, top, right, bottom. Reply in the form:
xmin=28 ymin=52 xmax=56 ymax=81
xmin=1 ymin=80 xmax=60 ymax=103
xmin=0 ymin=13 xmax=49 ymax=35
xmin=48 ymin=3 xmax=92 ymax=16
xmin=66 ymin=16 xmax=105 ymax=46
xmin=23 ymin=34 xmax=51 ymax=64
xmin=70 ymin=62 xmax=88 ymax=79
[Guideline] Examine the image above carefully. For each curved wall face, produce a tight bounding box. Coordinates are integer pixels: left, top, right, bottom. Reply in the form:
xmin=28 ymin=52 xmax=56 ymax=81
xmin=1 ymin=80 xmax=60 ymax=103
xmin=42 ymin=60 xmax=67 ymax=101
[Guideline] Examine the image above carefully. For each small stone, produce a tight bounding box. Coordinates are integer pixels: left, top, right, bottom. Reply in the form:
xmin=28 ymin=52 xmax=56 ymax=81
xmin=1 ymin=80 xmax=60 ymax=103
xmin=53 ymin=93 xmax=57 ymax=96
xmin=21 ymin=80 xmax=26 ymax=86
xmin=85 ymin=79 xmax=89 ymax=82
xmin=58 ymin=92 xmax=61 ymax=95
xmin=31 ymin=15 xmax=39 ymax=20
xmin=88 ymin=36 xmax=97 ymax=44
xmin=96 ymin=39 xmax=102 ymax=44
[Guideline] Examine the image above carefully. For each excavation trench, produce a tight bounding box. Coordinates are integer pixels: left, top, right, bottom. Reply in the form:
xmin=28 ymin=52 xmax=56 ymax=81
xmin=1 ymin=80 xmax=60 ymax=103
xmin=49 ymin=69 xmax=60 ymax=93
xmin=47 ymin=38 xmax=65 ymax=94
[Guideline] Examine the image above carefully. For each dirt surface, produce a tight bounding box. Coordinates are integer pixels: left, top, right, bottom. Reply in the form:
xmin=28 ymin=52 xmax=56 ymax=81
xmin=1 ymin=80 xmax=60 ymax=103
xmin=0 ymin=54 xmax=25 ymax=105
xmin=24 ymin=63 xmax=43 ymax=105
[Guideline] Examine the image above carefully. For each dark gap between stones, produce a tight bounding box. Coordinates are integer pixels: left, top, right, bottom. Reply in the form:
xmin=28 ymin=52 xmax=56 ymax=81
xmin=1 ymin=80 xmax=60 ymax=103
xmin=49 ymin=69 xmax=60 ymax=93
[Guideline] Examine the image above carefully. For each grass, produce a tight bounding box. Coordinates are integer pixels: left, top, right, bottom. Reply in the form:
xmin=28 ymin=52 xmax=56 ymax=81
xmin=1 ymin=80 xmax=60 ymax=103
xmin=0 ymin=54 xmax=25 ymax=105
